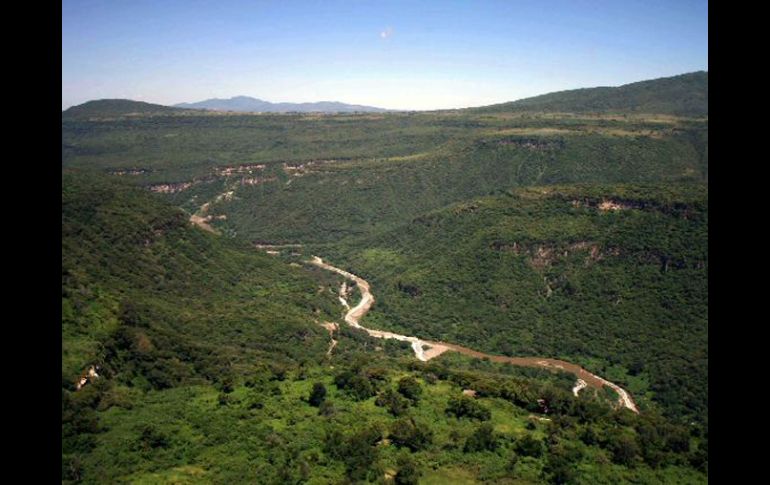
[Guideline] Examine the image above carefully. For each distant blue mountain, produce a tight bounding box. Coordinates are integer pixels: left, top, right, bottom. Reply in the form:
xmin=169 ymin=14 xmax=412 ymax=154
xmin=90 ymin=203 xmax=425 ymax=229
xmin=174 ymin=96 xmax=389 ymax=113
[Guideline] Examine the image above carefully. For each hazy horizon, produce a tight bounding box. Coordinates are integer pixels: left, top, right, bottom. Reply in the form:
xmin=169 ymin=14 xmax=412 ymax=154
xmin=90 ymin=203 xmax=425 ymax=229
xmin=63 ymin=0 xmax=708 ymax=111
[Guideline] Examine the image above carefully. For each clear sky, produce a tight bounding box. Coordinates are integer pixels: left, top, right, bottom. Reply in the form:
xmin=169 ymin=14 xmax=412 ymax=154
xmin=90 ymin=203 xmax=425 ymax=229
xmin=62 ymin=0 xmax=708 ymax=111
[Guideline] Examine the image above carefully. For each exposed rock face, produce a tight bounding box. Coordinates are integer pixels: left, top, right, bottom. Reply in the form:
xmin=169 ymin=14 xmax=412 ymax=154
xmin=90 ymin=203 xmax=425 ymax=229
xmin=149 ymin=182 xmax=194 ymax=193
xmin=570 ymin=197 xmax=650 ymax=212
xmin=240 ymin=176 xmax=277 ymax=186
xmin=75 ymin=365 xmax=100 ymax=390
xmin=598 ymin=199 xmax=630 ymax=211
xmin=283 ymin=159 xmax=349 ymax=176
xmin=111 ymin=168 xmax=149 ymax=176
xmin=498 ymin=137 xmax=564 ymax=150
xmin=216 ymin=164 xmax=266 ymax=177
xmin=490 ymin=240 xmax=612 ymax=269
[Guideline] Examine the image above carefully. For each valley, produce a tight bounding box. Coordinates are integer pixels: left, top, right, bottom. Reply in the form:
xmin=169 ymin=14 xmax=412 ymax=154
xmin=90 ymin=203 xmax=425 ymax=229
xmin=62 ymin=71 xmax=708 ymax=484
xmin=307 ymin=255 xmax=638 ymax=413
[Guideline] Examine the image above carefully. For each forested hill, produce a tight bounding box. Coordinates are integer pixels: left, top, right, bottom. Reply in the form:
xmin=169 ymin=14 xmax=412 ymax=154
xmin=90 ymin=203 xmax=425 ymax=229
xmin=325 ymin=183 xmax=708 ymax=425
xmin=62 ymin=99 xmax=190 ymax=119
xmin=474 ymin=71 xmax=708 ymax=117
xmin=62 ymin=170 xmax=342 ymax=384
xmin=62 ymin=172 xmax=708 ymax=483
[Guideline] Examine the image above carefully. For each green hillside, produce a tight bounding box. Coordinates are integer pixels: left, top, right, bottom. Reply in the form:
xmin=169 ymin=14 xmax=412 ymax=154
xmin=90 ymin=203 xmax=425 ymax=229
xmin=62 ymin=173 xmax=706 ymax=483
xmin=62 ymin=72 xmax=708 ymax=483
xmin=322 ymin=183 xmax=708 ymax=425
xmin=62 ymin=170 xmax=347 ymax=382
xmin=62 ymin=106 xmax=707 ymax=243
xmin=62 ymin=99 xmax=189 ymax=120
xmin=475 ymin=72 xmax=708 ymax=117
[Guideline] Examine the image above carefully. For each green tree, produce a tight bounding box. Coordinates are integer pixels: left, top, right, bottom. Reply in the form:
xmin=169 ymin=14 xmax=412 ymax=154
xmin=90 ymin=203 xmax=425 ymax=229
xmin=609 ymin=433 xmax=640 ymax=466
xmin=390 ymin=417 xmax=433 ymax=452
xmin=464 ymin=423 xmax=498 ymax=453
xmin=515 ymin=434 xmax=543 ymax=458
xmin=397 ymin=376 xmax=423 ymax=403
xmin=345 ymin=426 xmax=383 ymax=481
xmin=308 ymin=382 xmax=326 ymax=407
xmin=335 ymin=370 xmax=375 ymax=401
xmin=318 ymin=400 xmax=335 ymax=416
xmin=446 ymin=395 xmax=491 ymax=421
xmin=395 ymin=454 xmax=421 ymax=485
xmin=376 ymin=389 xmax=410 ymax=416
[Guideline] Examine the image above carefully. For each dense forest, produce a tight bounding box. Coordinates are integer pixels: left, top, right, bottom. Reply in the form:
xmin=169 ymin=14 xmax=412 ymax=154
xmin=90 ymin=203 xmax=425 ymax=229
xmin=321 ymin=183 xmax=707 ymax=426
xmin=63 ymin=72 xmax=707 ymax=483
xmin=473 ymin=72 xmax=708 ymax=117
xmin=62 ymin=109 xmax=707 ymax=244
xmin=62 ymin=174 xmax=707 ymax=483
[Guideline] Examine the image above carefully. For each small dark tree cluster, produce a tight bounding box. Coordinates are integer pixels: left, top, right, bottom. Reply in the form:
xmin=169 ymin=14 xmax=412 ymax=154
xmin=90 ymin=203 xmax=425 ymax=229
xmin=395 ymin=454 xmax=421 ymax=485
xmin=324 ymin=426 xmax=383 ymax=481
xmin=514 ymin=434 xmax=543 ymax=458
xmin=464 ymin=423 xmax=498 ymax=453
xmin=389 ymin=418 xmax=433 ymax=452
xmin=397 ymin=376 xmax=423 ymax=403
xmin=308 ymin=382 xmax=326 ymax=407
xmin=376 ymin=389 xmax=410 ymax=416
xmin=334 ymin=370 xmax=376 ymax=401
xmin=446 ymin=395 xmax=491 ymax=421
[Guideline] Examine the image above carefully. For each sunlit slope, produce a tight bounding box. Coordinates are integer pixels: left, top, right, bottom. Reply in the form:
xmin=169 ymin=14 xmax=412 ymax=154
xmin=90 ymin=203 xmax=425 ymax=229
xmin=61 ymin=176 xmax=707 ymax=484
xmin=62 ymin=170 xmax=340 ymax=385
xmin=474 ymin=71 xmax=707 ymax=117
xmin=325 ymin=183 xmax=707 ymax=424
xmin=205 ymin=124 xmax=707 ymax=243
xmin=62 ymin=99 xmax=191 ymax=119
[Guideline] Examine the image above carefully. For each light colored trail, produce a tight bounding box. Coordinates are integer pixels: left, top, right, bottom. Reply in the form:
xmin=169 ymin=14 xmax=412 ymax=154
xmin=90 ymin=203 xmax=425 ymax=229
xmin=310 ymin=256 xmax=447 ymax=362
xmin=572 ymin=379 xmax=588 ymax=396
xmin=319 ymin=321 xmax=338 ymax=357
xmin=254 ymin=243 xmax=304 ymax=249
xmin=308 ymin=255 xmax=638 ymax=413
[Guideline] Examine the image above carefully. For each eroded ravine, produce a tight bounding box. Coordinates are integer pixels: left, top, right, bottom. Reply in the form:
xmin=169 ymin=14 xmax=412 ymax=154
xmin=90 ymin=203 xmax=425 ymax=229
xmin=309 ymin=256 xmax=639 ymax=413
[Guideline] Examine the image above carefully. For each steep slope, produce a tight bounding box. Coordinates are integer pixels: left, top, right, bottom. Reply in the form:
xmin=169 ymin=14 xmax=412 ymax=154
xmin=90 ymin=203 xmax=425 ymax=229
xmin=62 ymin=172 xmax=707 ymax=484
xmin=324 ymin=183 xmax=708 ymax=424
xmin=62 ymin=170 xmax=342 ymax=383
xmin=62 ymin=99 xmax=190 ymax=119
xmin=475 ymin=71 xmax=708 ymax=117
xmin=175 ymin=95 xmax=389 ymax=113
xmin=203 ymin=123 xmax=707 ymax=243
xmin=62 ymin=89 xmax=707 ymax=243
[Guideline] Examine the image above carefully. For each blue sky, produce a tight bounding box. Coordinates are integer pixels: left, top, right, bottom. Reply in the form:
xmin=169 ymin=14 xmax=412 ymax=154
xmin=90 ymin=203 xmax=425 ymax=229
xmin=62 ymin=0 xmax=708 ymax=110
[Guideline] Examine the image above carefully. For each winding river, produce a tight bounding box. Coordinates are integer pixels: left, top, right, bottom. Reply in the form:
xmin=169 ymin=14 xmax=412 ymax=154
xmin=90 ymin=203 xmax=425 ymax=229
xmin=309 ymin=256 xmax=639 ymax=413
xmin=187 ymin=185 xmax=635 ymax=413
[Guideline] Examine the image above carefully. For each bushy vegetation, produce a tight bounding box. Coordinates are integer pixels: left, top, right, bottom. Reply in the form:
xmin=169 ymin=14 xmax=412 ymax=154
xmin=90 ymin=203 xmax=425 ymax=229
xmin=329 ymin=183 xmax=707 ymax=426
xmin=62 ymin=99 xmax=191 ymax=119
xmin=62 ymin=95 xmax=706 ymax=244
xmin=474 ymin=71 xmax=708 ymax=117
xmin=62 ymin=76 xmax=707 ymax=482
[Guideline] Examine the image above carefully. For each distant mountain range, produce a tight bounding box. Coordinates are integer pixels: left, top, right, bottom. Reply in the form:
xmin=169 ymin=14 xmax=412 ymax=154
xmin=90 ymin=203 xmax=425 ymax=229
xmin=473 ymin=71 xmax=707 ymax=117
xmin=174 ymin=96 xmax=390 ymax=113
xmin=63 ymin=71 xmax=707 ymax=119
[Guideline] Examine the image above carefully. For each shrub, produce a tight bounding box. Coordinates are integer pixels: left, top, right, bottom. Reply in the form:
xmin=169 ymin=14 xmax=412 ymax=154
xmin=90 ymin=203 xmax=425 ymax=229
xmin=390 ymin=418 xmax=433 ymax=452
xmin=464 ymin=423 xmax=498 ymax=453
xmin=397 ymin=376 xmax=423 ymax=403
xmin=515 ymin=434 xmax=543 ymax=458
xmin=308 ymin=382 xmax=326 ymax=407
xmin=446 ymin=395 xmax=491 ymax=421
xmin=376 ymin=389 xmax=410 ymax=416
xmin=395 ymin=454 xmax=421 ymax=485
